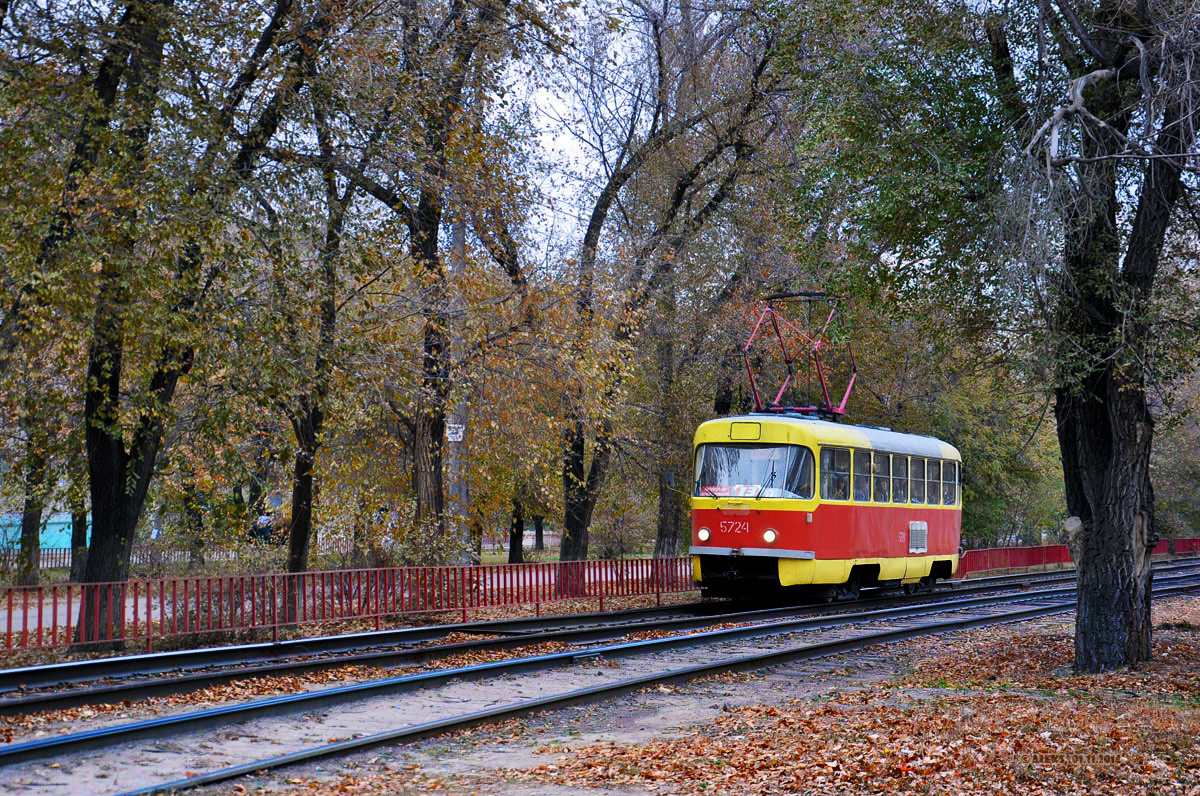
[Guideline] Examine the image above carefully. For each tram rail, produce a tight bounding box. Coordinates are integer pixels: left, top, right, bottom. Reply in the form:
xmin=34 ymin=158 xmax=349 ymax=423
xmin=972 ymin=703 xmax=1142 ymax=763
xmin=0 ymin=567 xmax=1196 ymax=789
xmin=2 ymin=557 xmax=1197 ymax=718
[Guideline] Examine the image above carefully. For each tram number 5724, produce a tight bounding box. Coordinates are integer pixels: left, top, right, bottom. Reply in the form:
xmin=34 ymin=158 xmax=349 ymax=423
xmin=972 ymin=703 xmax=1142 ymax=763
xmin=719 ymin=520 xmax=750 ymax=535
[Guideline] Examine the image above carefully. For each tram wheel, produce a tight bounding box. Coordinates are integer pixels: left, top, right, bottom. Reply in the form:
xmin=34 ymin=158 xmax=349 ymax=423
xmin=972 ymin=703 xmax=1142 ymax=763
xmin=835 ymin=577 xmax=861 ymax=601
xmin=812 ymin=585 xmax=837 ymax=603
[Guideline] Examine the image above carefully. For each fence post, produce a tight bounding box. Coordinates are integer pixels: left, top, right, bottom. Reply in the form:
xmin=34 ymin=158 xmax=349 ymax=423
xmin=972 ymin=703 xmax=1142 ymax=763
xmin=459 ymin=567 xmax=467 ymax=623
xmin=656 ymin=559 xmax=662 ymax=606
xmin=374 ymin=571 xmax=382 ymax=631
xmin=146 ymin=580 xmax=154 ymax=653
xmin=21 ymin=588 xmax=29 ymax=649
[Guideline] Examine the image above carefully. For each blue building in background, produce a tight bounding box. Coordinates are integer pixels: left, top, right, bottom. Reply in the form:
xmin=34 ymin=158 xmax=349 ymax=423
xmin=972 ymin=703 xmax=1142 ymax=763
xmin=0 ymin=513 xmax=91 ymax=550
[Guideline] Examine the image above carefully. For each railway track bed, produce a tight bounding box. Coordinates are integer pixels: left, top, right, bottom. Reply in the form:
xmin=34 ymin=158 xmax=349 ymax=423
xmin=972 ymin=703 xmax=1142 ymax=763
xmin=7 ymin=559 xmax=1196 ymax=724
xmin=1 ymin=571 xmax=1196 ymax=795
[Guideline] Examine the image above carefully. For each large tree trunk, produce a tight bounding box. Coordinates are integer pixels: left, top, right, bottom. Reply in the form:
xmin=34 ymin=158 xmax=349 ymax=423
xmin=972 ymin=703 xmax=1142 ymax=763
xmin=413 ymin=391 xmax=447 ymax=534
xmin=508 ymin=500 xmax=524 ymax=564
xmin=653 ymin=473 xmax=683 ymax=559
xmin=16 ymin=433 xmax=47 ymax=587
xmin=1047 ymin=63 xmax=1190 ymax=672
xmin=560 ymin=419 xmax=611 ymax=561
xmin=411 ymin=191 xmax=449 ymax=542
xmin=287 ymin=408 xmax=321 ymax=575
xmin=80 ymin=436 xmax=154 ymax=643
xmin=284 ymin=410 xmax=319 ymax=624
xmin=80 ymin=280 xmax=174 ymax=643
xmin=279 ymin=119 xmax=347 ymax=579
xmin=1057 ymin=385 xmax=1157 ymax=671
xmin=533 ymin=515 xmax=544 ymax=551
xmin=184 ymin=483 xmax=205 ymax=569
xmin=559 ymin=419 xmax=611 ymax=596
xmin=70 ymin=503 xmax=89 ymax=583
xmin=652 ymin=299 xmax=683 ymax=560
xmin=77 ymin=0 xmax=175 ymax=646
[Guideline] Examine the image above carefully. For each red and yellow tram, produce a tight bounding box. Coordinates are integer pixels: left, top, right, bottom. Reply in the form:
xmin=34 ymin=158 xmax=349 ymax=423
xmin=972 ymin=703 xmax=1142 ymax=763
xmin=690 ymin=413 xmax=962 ymax=599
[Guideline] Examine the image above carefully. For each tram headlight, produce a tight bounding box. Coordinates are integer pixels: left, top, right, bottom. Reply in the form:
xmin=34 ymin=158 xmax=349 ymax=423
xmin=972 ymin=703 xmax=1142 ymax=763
xmin=697 ymin=527 xmax=711 ymax=542
xmin=762 ymin=528 xmax=777 ymax=544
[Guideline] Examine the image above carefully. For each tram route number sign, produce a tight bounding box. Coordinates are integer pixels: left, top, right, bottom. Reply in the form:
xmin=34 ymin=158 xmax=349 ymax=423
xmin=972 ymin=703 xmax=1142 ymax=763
xmin=446 ymin=424 xmax=466 ymax=442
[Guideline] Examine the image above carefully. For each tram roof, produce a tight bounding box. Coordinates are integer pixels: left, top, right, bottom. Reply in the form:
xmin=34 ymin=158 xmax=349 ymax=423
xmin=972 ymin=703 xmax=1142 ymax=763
xmin=697 ymin=413 xmax=960 ymax=461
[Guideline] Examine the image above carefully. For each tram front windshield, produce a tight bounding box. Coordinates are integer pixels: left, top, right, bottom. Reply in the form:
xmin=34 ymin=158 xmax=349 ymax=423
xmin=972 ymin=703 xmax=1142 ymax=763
xmin=693 ymin=444 xmax=814 ymax=499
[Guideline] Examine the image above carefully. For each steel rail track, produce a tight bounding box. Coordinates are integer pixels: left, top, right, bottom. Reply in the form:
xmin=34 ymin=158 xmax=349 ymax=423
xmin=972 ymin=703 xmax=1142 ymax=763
xmin=3 ymin=558 xmax=1198 ymax=716
xmin=0 ymin=563 xmax=1114 ymax=691
xmin=8 ymin=556 xmax=1192 ymax=695
xmin=110 ymin=577 xmax=1200 ymax=796
xmin=3 ymin=569 xmax=1198 ymax=773
xmin=8 ymin=557 xmax=1194 ymax=695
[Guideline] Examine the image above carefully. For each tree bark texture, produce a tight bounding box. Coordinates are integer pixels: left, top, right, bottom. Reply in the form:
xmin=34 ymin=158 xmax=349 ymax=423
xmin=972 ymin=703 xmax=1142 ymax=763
xmin=1057 ymin=389 xmax=1157 ymax=671
xmin=653 ymin=315 xmax=683 ymax=560
xmin=282 ymin=121 xmax=348 ymax=576
xmin=411 ymin=189 xmax=449 ymax=541
xmin=78 ymin=0 xmax=172 ymax=644
xmin=533 ymin=515 xmax=544 ymax=551
xmin=17 ymin=431 xmax=47 ymax=587
xmin=653 ymin=472 xmax=683 ymax=559
xmin=508 ymin=500 xmax=524 ymax=564
xmin=560 ymin=418 xmax=611 ymax=561
xmin=184 ymin=483 xmax=205 ymax=569
xmin=286 ymin=418 xmax=318 ymax=575
xmin=470 ymin=517 xmax=483 ymax=564
xmin=70 ymin=504 xmax=89 ymax=583
xmin=1045 ymin=52 xmax=1191 ymax=671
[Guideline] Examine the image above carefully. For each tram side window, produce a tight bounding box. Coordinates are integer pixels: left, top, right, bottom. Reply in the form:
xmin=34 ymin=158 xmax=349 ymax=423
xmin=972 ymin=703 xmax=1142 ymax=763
xmin=892 ymin=456 xmax=908 ymax=503
xmin=785 ymin=447 xmax=816 ymax=500
xmin=873 ymin=452 xmax=891 ymax=503
xmin=820 ymin=447 xmax=851 ymax=501
xmin=943 ymin=461 xmax=958 ymax=505
xmin=910 ymin=457 xmax=926 ymax=503
xmin=926 ymin=459 xmax=941 ymax=505
xmin=853 ymin=450 xmax=871 ymax=501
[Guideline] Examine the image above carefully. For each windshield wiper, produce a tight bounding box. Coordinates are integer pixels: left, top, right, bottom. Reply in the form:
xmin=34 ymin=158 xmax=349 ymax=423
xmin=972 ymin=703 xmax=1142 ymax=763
xmin=696 ymin=480 xmax=720 ymax=499
xmin=755 ymin=465 xmax=777 ymax=500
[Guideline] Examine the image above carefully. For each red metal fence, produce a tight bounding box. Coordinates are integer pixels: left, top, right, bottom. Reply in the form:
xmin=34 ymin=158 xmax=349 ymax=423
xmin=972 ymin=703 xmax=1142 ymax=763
xmin=3 ymin=540 xmax=1197 ymax=653
xmin=956 ymin=545 xmax=1072 ymax=575
xmin=2 ymin=557 xmax=694 ymax=652
xmin=956 ymin=537 xmax=1200 ymax=578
